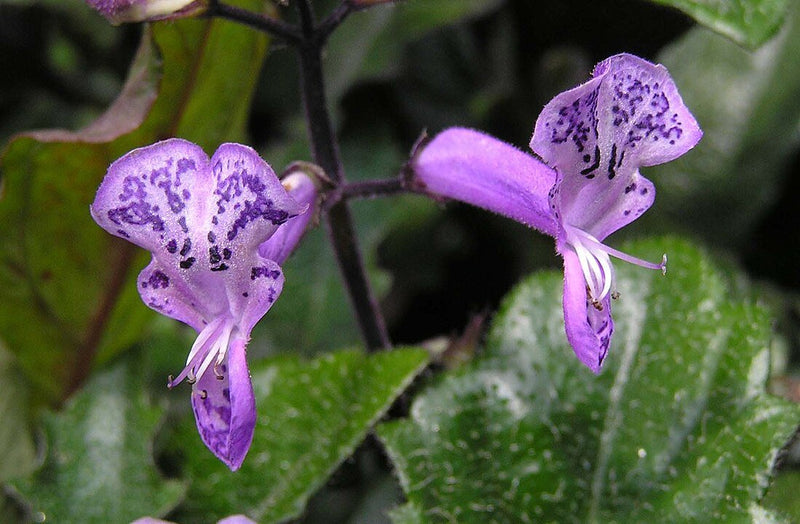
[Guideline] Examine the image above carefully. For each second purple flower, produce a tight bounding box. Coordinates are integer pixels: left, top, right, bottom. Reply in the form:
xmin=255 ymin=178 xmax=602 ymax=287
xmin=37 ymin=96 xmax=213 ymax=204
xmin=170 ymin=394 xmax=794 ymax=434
xmin=412 ymin=54 xmax=702 ymax=373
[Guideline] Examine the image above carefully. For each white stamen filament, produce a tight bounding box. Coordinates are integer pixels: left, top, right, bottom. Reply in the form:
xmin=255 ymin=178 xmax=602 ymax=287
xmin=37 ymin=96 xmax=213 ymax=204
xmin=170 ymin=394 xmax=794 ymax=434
xmin=168 ymin=317 xmax=235 ymax=388
xmin=565 ymin=225 xmax=666 ymax=303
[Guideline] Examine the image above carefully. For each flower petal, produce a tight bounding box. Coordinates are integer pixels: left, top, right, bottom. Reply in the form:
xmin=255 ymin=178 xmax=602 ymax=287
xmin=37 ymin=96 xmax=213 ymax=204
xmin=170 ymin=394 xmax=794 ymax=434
xmin=561 ymin=246 xmax=613 ymax=373
xmin=413 ymin=128 xmax=560 ymax=237
xmin=137 ymin=258 xmax=207 ymax=331
xmin=207 ymin=143 xmax=306 ymax=256
xmin=90 ymin=138 xmax=211 ymax=263
xmin=87 ymin=0 xmax=205 ymax=23
xmin=258 ymin=171 xmax=316 ymax=264
xmin=217 ymin=516 xmax=257 ymax=524
xmin=236 ymin=258 xmax=285 ymax=336
xmin=593 ymin=54 xmax=703 ymax=166
xmin=191 ymin=336 xmax=256 ymax=471
xmin=531 ymin=54 xmax=701 ymax=238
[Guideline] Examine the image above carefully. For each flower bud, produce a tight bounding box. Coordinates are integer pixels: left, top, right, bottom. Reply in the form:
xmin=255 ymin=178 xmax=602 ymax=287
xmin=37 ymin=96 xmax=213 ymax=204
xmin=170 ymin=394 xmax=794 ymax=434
xmin=86 ymin=0 xmax=207 ymax=24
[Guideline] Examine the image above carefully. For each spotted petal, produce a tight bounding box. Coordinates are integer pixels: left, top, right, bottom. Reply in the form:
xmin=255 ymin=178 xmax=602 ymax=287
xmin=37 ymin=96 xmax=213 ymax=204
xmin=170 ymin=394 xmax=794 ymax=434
xmin=413 ymin=128 xmax=560 ymax=237
xmin=531 ymin=53 xmax=702 ymax=239
xmin=90 ymin=138 xmax=211 ymax=261
xmin=136 ymin=258 xmax=207 ymax=331
xmin=206 ymin=143 xmax=306 ymax=257
xmin=561 ymin=246 xmax=613 ymax=373
xmin=190 ymin=336 xmax=256 ymax=471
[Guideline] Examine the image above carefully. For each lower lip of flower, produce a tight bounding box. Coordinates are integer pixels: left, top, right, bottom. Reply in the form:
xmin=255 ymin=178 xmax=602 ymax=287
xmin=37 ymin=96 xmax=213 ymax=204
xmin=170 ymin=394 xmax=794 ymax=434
xmin=564 ymin=225 xmax=667 ymax=303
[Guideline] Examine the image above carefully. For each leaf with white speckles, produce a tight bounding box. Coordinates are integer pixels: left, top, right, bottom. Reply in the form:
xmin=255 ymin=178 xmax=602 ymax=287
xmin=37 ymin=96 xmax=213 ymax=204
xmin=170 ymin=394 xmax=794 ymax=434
xmin=11 ymin=356 xmax=186 ymax=523
xmin=646 ymin=0 xmax=789 ymax=48
xmin=378 ymin=237 xmax=800 ymax=523
xmin=169 ymin=347 xmax=429 ymax=522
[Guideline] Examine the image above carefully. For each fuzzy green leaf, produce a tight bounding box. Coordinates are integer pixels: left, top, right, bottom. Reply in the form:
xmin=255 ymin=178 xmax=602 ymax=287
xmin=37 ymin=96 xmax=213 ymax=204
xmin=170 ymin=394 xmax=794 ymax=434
xmin=379 ymin=237 xmax=800 ymax=523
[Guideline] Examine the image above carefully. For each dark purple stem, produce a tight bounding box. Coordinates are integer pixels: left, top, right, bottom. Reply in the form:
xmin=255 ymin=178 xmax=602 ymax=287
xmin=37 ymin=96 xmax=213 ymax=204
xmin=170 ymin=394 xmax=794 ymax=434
xmin=295 ymin=0 xmax=391 ymax=351
xmin=336 ymin=177 xmax=406 ymax=203
xmin=206 ymin=0 xmax=302 ymax=44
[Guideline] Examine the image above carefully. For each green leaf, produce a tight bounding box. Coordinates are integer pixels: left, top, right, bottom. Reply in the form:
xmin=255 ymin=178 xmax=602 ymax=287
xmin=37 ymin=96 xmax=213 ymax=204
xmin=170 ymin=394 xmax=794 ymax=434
xmin=325 ymin=0 xmax=504 ymax=102
xmin=763 ymin=470 xmax=800 ymax=521
xmin=0 ymin=345 xmax=37 ymax=483
xmin=378 ymin=237 xmax=800 ymax=522
xmin=645 ymin=0 xmax=789 ymax=48
xmin=0 ymin=1 xmax=269 ymax=403
xmin=171 ymin=347 xmax=429 ymax=522
xmin=11 ymin=356 xmax=186 ymax=523
xmin=644 ymin=2 xmax=800 ymax=249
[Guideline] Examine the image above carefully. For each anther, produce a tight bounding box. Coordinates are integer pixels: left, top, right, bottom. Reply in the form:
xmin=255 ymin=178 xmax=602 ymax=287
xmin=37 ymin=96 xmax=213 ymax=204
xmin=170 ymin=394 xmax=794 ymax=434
xmin=199 ymin=389 xmax=208 ymax=399
xmin=214 ymin=363 xmax=224 ymax=380
xmin=611 ymin=291 xmax=620 ymax=300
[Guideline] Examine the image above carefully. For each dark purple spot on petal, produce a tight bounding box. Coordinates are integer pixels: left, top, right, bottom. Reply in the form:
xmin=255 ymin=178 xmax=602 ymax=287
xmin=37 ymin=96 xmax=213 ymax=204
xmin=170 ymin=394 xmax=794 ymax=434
xmin=209 ymin=246 xmax=222 ymax=265
xmin=148 ymin=270 xmax=170 ymax=289
xmin=180 ymin=257 xmax=196 ymax=269
xmin=176 ymin=157 xmax=196 ymax=175
xmin=251 ymin=266 xmax=281 ymax=280
xmin=166 ymin=239 xmax=178 ymax=253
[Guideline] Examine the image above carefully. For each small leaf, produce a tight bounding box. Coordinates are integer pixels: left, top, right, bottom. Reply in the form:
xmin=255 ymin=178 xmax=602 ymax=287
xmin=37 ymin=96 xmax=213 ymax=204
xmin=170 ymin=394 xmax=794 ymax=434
xmin=645 ymin=0 xmax=789 ymax=48
xmin=172 ymin=347 xmax=429 ymax=522
xmin=378 ymin=237 xmax=800 ymax=522
xmin=11 ymin=356 xmax=186 ymax=523
xmin=0 ymin=345 xmax=37 ymax=483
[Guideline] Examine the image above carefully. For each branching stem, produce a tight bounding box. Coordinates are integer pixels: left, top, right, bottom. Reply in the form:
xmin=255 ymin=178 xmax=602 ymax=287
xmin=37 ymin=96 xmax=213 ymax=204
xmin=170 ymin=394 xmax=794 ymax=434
xmin=210 ymin=0 xmax=393 ymax=352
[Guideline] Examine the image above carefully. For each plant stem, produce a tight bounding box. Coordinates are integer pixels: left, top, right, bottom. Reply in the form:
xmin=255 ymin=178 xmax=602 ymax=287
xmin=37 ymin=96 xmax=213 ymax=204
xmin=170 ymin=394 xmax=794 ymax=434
xmin=336 ymin=177 xmax=406 ymax=203
xmin=206 ymin=0 xmax=302 ymax=43
xmin=295 ymin=0 xmax=390 ymax=351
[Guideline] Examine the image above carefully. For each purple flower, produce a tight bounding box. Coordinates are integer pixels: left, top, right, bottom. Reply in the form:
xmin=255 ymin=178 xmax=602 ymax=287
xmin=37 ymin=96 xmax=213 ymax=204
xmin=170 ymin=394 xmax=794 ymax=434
xmin=85 ymin=0 xmax=206 ymax=24
xmin=412 ymin=54 xmax=702 ymax=373
xmin=90 ymin=138 xmax=315 ymax=469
